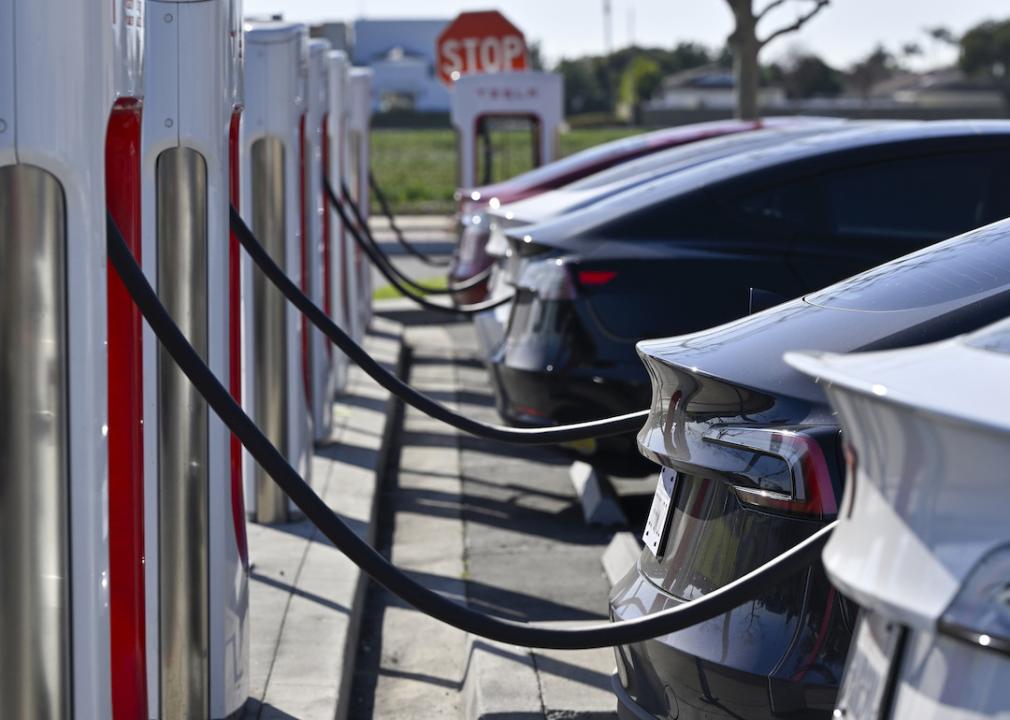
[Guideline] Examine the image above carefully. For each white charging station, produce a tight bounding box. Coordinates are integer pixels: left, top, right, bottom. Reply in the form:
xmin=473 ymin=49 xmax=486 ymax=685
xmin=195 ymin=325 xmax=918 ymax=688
xmin=141 ymin=2 xmax=248 ymax=717
xmin=348 ymin=67 xmax=375 ymax=337
xmin=0 ymin=1 xmax=118 ymax=717
xmin=242 ymin=22 xmax=313 ymax=525
xmin=326 ymin=50 xmax=352 ymax=395
xmin=449 ymin=71 xmax=564 ymax=190
xmin=306 ymin=38 xmax=334 ymax=441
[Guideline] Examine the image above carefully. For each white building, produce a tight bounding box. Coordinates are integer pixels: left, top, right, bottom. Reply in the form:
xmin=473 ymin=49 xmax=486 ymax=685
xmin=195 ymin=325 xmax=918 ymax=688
xmin=351 ymin=19 xmax=452 ymax=113
xmin=646 ymin=66 xmax=785 ymax=111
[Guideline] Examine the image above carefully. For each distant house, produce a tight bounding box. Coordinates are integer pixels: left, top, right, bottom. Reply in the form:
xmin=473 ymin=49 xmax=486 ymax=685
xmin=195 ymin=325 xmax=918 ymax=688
xmin=310 ymin=22 xmax=352 ymax=55
xmin=351 ymin=19 xmax=452 ymax=113
xmin=868 ymin=68 xmax=1005 ymax=109
xmin=646 ymin=65 xmax=786 ymax=111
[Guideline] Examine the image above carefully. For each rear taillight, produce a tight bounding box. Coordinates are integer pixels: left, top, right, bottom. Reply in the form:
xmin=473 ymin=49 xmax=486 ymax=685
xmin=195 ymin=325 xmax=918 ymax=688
xmin=843 ymin=444 xmax=858 ymax=519
xmin=518 ymin=257 xmax=576 ymax=301
xmin=577 ymin=270 xmax=618 ymax=287
xmin=704 ymin=427 xmax=838 ymax=519
xmin=939 ymin=545 xmax=1010 ymax=657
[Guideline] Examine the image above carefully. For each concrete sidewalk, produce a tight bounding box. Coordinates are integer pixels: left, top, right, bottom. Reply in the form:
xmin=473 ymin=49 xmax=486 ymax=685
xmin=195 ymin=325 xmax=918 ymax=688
xmin=244 ymin=316 xmax=403 ymax=720
xmin=350 ymin=314 xmax=623 ymax=719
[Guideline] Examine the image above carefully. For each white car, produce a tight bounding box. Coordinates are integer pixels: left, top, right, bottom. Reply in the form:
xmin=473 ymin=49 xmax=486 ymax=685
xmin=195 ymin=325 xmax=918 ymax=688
xmin=787 ymin=318 xmax=1010 ymax=719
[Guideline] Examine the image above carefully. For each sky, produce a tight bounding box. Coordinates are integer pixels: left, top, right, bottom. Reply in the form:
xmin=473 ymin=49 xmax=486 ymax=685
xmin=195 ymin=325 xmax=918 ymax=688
xmin=243 ymin=0 xmax=1007 ymax=70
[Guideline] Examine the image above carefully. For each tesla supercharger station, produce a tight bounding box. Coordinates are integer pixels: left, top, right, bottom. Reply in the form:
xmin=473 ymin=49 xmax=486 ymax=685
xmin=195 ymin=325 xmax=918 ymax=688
xmin=306 ymin=39 xmax=334 ymax=441
xmin=0 ymin=1 xmax=117 ymax=717
xmin=142 ymin=1 xmax=248 ymax=717
xmin=326 ymin=50 xmax=352 ymax=395
xmin=242 ymin=22 xmax=313 ymax=525
xmin=348 ymin=67 xmax=374 ymax=337
xmin=449 ymin=71 xmax=564 ymax=190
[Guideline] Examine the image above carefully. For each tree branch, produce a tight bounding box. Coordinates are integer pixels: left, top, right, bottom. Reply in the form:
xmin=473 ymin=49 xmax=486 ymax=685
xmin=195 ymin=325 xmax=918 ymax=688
xmin=756 ymin=0 xmax=790 ymax=21
xmin=759 ymin=0 xmax=830 ymax=48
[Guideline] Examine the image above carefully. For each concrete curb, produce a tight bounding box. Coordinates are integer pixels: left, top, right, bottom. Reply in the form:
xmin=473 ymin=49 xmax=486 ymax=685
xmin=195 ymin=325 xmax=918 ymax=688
xmin=462 ymin=634 xmax=544 ymax=720
xmin=570 ymin=461 xmax=629 ymax=526
xmin=245 ymin=317 xmax=405 ymax=720
xmin=334 ymin=317 xmax=408 ymax=720
xmin=602 ymin=532 xmax=642 ymax=589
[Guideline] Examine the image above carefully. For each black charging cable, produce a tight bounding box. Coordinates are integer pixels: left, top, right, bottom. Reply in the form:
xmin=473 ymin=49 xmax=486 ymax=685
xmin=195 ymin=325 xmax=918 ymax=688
xmin=334 ymin=183 xmax=451 ymax=296
xmin=230 ymin=205 xmax=647 ymax=445
xmin=107 ymin=211 xmax=837 ymax=650
xmin=339 ymin=178 xmax=487 ymax=296
xmin=368 ymin=169 xmax=450 ymax=268
xmin=329 ymin=181 xmax=510 ymax=315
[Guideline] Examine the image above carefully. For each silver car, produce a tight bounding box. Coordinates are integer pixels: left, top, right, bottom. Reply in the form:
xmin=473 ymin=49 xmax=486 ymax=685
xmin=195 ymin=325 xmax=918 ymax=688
xmin=788 ymin=318 xmax=1010 ymax=719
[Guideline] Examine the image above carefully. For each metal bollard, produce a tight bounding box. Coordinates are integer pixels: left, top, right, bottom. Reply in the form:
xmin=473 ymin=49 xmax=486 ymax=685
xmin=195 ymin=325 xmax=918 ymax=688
xmin=0 ymin=0 xmax=118 ymax=717
xmin=348 ymin=68 xmax=375 ymax=340
xmin=306 ymin=38 xmax=335 ymax=441
xmin=142 ymin=2 xmax=248 ymax=717
xmin=242 ymin=22 xmax=313 ymax=525
xmin=326 ymin=50 xmax=352 ymax=395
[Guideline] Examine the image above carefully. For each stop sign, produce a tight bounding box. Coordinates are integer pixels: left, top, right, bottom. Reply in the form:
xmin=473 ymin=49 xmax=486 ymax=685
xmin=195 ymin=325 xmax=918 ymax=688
xmin=436 ymin=11 xmax=528 ymax=86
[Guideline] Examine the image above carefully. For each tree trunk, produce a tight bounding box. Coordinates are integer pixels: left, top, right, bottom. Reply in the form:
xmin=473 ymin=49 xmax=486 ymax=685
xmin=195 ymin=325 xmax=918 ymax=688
xmin=731 ymin=5 xmax=761 ymax=120
xmin=734 ymin=37 xmax=761 ymax=120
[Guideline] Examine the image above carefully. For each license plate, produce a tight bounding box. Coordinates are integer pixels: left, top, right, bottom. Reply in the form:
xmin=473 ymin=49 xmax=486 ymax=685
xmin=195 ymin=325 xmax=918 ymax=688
xmin=643 ymin=469 xmax=677 ymax=557
xmin=835 ymin=612 xmax=904 ymax=718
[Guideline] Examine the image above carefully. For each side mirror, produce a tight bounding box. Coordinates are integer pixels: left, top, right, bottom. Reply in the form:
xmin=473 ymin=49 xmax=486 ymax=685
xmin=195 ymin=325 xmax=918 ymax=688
xmin=749 ymin=287 xmax=788 ymax=315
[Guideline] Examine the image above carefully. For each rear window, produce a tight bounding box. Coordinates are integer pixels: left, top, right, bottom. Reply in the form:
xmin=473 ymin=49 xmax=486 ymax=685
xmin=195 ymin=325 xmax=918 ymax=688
xmin=805 ymin=221 xmax=1010 ymax=311
xmin=825 ymin=153 xmax=999 ymax=243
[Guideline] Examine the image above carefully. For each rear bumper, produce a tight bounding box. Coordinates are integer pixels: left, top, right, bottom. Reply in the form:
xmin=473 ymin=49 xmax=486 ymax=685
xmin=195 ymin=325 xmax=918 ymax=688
xmin=488 ymin=360 xmax=647 ymax=456
xmin=449 ymin=277 xmax=489 ymax=306
xmin=473 ymin=305 xmax=511 ymax=360
xmin=448 ymin=230 xmax=493 ymax=304
xmin=612 ymin=673 xmax=658 ymax=720
xmin=609 ymin=564 xmax=843 ymax=720
xmin=491 ymin=361 xmax=645 ymax=424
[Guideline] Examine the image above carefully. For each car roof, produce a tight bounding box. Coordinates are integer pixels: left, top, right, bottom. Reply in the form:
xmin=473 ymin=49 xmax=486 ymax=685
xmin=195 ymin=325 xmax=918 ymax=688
xmin=565 ymin=120 xmax=851 ymax=191
xmin=516 ymin=120 xmax=1010 ymax=243
xmin=461 ymin=119 xmax=761 ymax=199
xmin=462 ymin=116 xmax=841 ymax=199
xmin=491 ymin=122 xmax=859 ymax=227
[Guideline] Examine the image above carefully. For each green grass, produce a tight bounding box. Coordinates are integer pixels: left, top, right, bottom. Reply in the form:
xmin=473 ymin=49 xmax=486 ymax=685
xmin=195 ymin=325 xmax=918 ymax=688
xmin=370 ymin=126 xmax=641 ymax=215
xmin=372 ymin=273 xmax=450 ymax=301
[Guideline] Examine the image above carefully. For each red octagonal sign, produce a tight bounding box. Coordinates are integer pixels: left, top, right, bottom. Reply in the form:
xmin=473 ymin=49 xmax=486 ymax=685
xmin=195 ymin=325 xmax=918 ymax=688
xmin=436 ymin=10 xmax=528 ymax=86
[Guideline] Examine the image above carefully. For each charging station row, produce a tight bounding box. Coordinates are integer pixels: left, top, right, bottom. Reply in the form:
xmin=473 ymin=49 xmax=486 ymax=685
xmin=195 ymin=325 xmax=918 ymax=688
xmin=0 ymin=1 xmax=373 ymax=717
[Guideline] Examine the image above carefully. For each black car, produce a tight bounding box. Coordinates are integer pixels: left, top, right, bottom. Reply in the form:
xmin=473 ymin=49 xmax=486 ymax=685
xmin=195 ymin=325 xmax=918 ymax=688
xmin=610 ymin=221 xmax=1010 ymax=719
xmin=488 ymin=121 xmax=1010 ymax=458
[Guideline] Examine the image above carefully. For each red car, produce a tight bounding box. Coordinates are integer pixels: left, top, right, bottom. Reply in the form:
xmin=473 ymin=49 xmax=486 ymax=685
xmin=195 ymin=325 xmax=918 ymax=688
xmin=449 ymin=118 xmax=825 ymax=303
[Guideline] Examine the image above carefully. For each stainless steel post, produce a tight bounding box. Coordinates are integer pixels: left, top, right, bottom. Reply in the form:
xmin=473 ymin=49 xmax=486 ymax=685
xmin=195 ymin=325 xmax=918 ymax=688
xmin=156 ymin=147 xmax=210 ymax=719
xmin=0 ymin=164 xmax=71 ymax=720
xmin=251 ymin=137 xmax=290 ymax=524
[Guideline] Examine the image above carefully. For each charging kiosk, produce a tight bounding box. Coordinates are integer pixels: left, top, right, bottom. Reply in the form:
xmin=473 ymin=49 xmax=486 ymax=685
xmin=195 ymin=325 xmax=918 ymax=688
xmin=142 ymin=2 xmax=248 ymax=717
xmin=0 ymin=1 xmax=117 ymax=716
xmin=326 ymin=50 xmax=352 ymax=395
xmin=242 ymin=22 xmax=313 ymax=525
xmin=348 ymin=67 xmax=375 ymax=337
xmin=306 ymin=38 xmax=334 ymax=440
xmin=449 ymin=71 xmax=564 ymax=190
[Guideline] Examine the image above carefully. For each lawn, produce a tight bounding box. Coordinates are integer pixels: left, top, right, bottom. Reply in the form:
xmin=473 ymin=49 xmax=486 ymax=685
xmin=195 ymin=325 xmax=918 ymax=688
xmin=370 ymin=126 xmax=641 ymax=215
xmin=372 ymin=273 xmax=450 ymax=301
